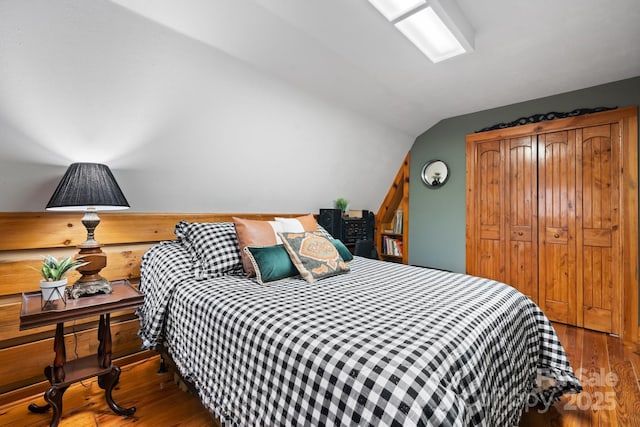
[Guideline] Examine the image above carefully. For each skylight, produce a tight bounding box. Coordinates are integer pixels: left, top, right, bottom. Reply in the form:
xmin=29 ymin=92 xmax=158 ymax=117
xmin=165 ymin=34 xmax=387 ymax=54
xmin=368 ymin=0 xmax=426 ymax=21
xmin=367 ymin=0 xmax=474 ymax=63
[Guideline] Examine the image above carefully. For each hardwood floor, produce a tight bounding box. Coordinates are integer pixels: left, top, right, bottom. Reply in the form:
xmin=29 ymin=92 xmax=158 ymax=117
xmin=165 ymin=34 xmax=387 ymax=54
xmin=520 ymin=323 xmax=640 ymax=426
xmin=0 ymin=356 xmax=217 ymax=427
xmin=1 ymin=324 xmax=639 ymax=426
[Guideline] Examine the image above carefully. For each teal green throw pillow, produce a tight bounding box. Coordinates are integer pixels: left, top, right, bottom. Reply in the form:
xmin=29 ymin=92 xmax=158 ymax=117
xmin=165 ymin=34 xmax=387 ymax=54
xmin=244 ymin=245 xmax=298 ymax=285
xmin=331 ymin=239 xmax=353 ymax=262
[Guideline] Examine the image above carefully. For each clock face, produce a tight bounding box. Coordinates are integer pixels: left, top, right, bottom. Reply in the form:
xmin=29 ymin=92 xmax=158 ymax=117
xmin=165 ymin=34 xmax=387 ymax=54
xmin=421 ymin=160 xmax=449 ymax=188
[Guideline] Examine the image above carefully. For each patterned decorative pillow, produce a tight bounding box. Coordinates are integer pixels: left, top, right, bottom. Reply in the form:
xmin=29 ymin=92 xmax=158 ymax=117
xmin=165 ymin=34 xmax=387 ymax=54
xmin=244 ymin=245 xmax=299 ymax=285
xmin=174 ymin=221 xmax=243 ymax=279
xmin=233 ymin=217 xmax=284 ymax=276
xmin=278 ymin=231 xmax=350 ymax=283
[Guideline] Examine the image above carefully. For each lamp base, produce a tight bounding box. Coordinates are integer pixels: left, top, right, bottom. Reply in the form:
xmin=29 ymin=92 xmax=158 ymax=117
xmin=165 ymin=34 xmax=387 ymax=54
xmin=69 ymin=277 xmax=112 ymax=299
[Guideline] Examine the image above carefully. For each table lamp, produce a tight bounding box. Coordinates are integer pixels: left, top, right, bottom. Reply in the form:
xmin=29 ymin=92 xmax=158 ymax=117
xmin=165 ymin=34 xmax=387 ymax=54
xmin=46 ymin=163 xmax=129 ymax=298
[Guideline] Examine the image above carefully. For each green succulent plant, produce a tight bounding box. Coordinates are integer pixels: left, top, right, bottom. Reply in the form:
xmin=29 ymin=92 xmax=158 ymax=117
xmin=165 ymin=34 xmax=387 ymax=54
xmin=335 ymin=197 xmax=348 ymax=213
xmin=35 ymin=255 xmax=87 ymax=282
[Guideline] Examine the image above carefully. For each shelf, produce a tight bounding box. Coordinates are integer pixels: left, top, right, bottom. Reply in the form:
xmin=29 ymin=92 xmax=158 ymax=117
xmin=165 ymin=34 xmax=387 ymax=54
xmin=376 ymin=152 xmax=409 ymax=264
xmin=380 ymin=232 xmax=403 ymax=238
xmin=380 ymin=254 xmax=404 ymax=264
xmin=48 ymin=355 xmax=112 ymax=386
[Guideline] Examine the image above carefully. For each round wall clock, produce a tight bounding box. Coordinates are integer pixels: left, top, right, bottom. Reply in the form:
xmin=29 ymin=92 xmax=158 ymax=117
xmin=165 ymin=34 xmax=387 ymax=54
xmin=421 ymin=160 xmax=449 ymax=188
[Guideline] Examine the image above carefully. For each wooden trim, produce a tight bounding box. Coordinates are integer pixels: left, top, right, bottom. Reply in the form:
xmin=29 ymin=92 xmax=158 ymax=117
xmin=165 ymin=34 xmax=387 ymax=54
xmin=465 ymin=137 xmax=476 ymax=275
xmin=466 ymin=106 xmax=638 ymax=144
xmin=621 ymin=111 xmax=639 ymax=342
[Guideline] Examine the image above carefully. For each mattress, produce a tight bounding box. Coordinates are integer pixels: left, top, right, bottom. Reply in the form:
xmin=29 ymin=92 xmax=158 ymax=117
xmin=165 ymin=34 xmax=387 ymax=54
xmin=137 ymin=240 xmax=581 ymax=426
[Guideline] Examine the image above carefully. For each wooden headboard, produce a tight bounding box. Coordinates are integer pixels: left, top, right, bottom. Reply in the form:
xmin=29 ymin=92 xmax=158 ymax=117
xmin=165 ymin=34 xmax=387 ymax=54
xmin=0 ymin=212 xmax=305 ymax=405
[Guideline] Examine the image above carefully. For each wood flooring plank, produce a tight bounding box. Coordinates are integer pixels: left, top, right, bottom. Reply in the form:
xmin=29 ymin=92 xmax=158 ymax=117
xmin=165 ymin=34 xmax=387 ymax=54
xmin=562 ymin=322 xmax=583 ymax=368
xmin=528 ymin=323 xmax=584 ymax=427
xmin=530 ymin=323 xmax=584 ymax=427
xmin=625 ymin=342 xmax=640 ymax=382
xmin=607 ymin=334 xmax=640 ymax=425
xmin=577 ymin=329 xmax=616 ymax=427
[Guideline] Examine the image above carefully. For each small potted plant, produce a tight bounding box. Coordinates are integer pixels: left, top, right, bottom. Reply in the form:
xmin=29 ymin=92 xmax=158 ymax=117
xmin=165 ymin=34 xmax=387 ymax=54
xmin=35 ymin=256 xmax=87 ymax=302
xmin=335 ymin=197 xmax=349 ymax=215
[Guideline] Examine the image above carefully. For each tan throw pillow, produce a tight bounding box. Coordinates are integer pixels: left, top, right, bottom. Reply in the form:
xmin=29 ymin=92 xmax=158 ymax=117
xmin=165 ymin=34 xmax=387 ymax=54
xmin=233 ymin=217 xmax=284 ymax=276
xmin=279 ymin=231 xmax=350 ymax=283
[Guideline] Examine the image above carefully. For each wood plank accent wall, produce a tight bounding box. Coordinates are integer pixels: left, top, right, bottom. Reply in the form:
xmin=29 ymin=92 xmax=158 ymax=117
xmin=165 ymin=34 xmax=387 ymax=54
xmin=0 ymin=212 xmax=304 ymax=405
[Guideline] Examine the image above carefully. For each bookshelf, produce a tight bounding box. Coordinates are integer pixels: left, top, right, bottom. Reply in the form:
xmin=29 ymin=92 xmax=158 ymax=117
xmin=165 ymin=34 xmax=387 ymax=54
xmin=376 ymin=152 xmax=409 ymax=264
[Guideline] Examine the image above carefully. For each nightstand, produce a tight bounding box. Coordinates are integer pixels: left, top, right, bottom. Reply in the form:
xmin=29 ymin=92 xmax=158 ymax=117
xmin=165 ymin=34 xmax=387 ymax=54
xmin=20 ymin=279 xmax=144 ymax=427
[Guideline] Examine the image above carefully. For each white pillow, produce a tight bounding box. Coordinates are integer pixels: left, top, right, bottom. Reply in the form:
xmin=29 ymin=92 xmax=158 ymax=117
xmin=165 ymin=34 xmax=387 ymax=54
xmin=275 ymin=214 xmax=319 ymax=232
xmin=275 ymin=217 xmax=306 ymax=232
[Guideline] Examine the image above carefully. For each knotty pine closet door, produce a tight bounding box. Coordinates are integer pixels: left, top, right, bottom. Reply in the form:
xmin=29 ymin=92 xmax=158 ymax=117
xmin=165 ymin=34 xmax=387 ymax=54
xmin=466 ymin=107 xmax=638 ymax=341
xmin=468 ymin=139 xmax=505 ymax=283
xmin=538 ymin=130 xmax=578 ymax=326
xmin=506 ymin=136 xmax=538 ymax=302
xmin=576 ymin=124 xmax=621 ymax=333
xmin=466 ymin=136 xmax=538 ymax=300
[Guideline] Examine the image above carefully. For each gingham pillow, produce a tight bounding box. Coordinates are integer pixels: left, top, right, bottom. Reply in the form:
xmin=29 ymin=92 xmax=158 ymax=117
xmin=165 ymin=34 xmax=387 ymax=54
xmin=174 ymin=221 xmax=243 ymax=279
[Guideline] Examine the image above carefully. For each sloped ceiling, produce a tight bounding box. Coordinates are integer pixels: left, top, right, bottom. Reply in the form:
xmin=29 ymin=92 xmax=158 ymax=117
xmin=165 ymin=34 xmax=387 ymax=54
xmin=112 ymin=0 xmax=640 ymax=136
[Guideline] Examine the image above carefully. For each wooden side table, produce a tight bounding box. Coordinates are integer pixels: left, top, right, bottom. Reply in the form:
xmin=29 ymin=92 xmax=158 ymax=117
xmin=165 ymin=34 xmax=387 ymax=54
xmin=20 ymin=279 xmax=144 ymax=427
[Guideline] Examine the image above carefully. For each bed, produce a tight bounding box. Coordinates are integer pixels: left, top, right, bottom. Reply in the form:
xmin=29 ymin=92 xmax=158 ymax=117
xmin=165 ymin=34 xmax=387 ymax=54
xmin=137 ymin=220 xmax=581 ymax=426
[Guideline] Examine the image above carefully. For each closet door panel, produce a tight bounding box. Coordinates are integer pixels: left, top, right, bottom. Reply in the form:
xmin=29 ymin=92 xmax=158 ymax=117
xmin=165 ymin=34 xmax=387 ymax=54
xmin=505 ymin=136 xmax=538 ymax=301
xmin=475 ymin=140 xmax=505 ymax=281
xmin=538 ymin=131 xmax=577 ymax=325
xmin=577 ymin=124 xmax=620 ymax=334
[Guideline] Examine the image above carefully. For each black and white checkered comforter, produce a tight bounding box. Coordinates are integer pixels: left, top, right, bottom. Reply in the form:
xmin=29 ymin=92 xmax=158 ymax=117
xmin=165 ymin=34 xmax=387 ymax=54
xmin=138 ymin=241 xmax=581 ymax=426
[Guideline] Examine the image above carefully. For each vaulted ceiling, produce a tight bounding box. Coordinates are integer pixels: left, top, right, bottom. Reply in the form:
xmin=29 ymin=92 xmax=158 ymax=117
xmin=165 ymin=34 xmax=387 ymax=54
xmin=113 ymin=0 xmax=640 ymax=136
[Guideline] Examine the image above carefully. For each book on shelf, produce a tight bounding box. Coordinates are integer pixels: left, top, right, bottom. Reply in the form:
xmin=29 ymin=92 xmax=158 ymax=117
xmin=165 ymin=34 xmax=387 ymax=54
xmin=393 ymin=210 xmax=403 ymax=234
xmin=382 ymin=235 xmax=403 ymax=257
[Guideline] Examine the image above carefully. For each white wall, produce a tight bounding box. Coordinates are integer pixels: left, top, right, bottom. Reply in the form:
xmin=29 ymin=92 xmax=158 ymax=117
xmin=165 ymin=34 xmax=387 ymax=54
xmin=0 ymin=0 xmax=413 ymax=213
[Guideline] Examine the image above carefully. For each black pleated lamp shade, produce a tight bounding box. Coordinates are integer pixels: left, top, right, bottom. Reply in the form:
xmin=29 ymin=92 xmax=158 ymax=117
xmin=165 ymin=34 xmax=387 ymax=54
xmin=46 ymin=163 xmax=130 ymax=211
